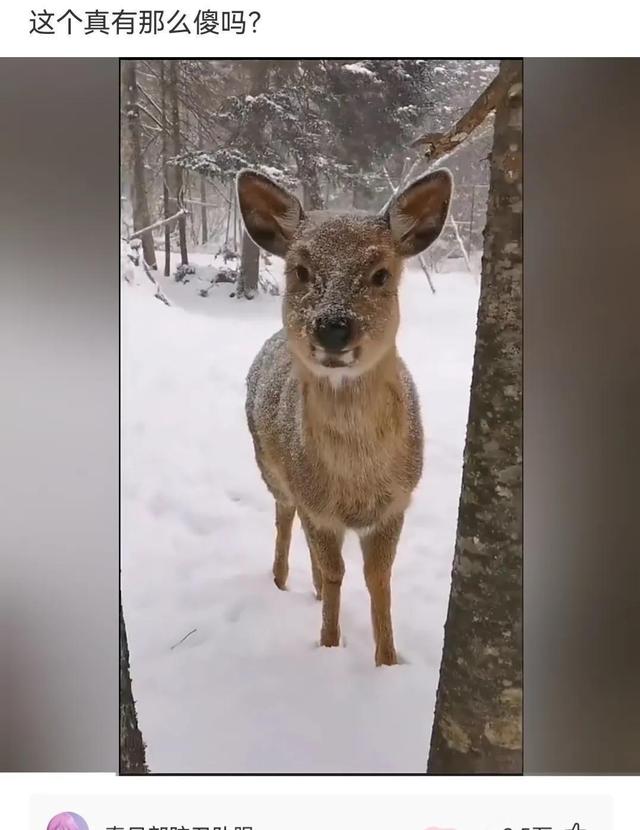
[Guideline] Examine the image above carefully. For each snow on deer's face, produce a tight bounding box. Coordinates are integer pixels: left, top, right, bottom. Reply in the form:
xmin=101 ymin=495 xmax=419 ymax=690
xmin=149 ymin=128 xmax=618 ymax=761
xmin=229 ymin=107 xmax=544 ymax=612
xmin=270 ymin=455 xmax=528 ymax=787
xmin=282 ymin=213 xmax=402 ymax=379
xmin=237 ymin=167 xmax=453 ymax=381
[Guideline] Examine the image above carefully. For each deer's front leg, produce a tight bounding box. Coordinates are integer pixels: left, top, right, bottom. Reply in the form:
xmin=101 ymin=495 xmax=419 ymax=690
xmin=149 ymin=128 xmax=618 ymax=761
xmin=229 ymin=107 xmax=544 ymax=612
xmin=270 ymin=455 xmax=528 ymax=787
xmin=360 ymin=514 xmax=404 ymax=666
xmin=300 ymin=514 xmax=344 ymax=647
xmin=273 ymin=501 xmax=295 ymax=590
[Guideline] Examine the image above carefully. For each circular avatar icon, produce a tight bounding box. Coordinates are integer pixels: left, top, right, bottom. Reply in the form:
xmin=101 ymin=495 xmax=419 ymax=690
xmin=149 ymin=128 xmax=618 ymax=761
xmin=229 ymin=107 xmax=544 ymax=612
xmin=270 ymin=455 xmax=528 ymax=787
xmin=47 ymin=813 xmax=89 ymax=830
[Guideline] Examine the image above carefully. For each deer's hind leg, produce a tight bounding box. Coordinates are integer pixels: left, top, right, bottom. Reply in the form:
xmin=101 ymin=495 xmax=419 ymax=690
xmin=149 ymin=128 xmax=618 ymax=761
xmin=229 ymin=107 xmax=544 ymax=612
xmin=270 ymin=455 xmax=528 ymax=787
xmin=300 ymin=519 xmax=324 ymax=600
xmin=273 ymin=501 xmax=295 ymax=590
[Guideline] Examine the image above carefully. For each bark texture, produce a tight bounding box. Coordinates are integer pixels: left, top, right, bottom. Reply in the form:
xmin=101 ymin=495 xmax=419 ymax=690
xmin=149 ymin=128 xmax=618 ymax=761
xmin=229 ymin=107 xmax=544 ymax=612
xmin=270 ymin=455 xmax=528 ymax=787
xmin=427 ymin=59 xmax=522 ymax=774
xmin=120 ymin=602 xmax=148 ymax=774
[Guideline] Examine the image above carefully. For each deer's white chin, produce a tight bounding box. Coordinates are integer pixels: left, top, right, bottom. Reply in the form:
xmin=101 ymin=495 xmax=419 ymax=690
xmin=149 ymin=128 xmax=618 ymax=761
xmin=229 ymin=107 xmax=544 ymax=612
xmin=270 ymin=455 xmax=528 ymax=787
xmin=312 ymin=346 xmax=357 ymax=368
xmin=290 ymin=343 xmax=368 ymax=387
xmin=313 ymin=363 xmax=365 ymax=388
xmin=302 ymin=348 xmax=362 ymax=386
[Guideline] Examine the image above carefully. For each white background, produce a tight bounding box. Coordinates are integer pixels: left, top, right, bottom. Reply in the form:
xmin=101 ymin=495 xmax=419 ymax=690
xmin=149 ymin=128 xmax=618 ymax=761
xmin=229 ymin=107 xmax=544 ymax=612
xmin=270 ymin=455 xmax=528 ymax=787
xmin=32 ymin=789 xmax=612 ymax=830
xmin=17 ymin=775 xmax=640 ymax=827
xmin=1 ymin=0 xmax=638 ymax=58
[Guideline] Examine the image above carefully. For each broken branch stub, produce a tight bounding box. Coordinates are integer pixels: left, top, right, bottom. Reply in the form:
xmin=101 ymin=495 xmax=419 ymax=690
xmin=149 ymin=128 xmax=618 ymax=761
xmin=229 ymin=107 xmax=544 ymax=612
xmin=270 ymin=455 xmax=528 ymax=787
xmin=411 ymin=60 xmax=521 ymax=164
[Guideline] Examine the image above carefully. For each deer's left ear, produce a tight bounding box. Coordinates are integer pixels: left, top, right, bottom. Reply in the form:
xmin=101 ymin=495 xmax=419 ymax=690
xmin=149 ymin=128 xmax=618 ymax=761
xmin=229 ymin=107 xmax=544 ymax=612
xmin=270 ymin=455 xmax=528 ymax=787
xmin=382 ymin=169 xmax=453 ymax=257
xmin=236 ymin=169 xmax=304 ymax=258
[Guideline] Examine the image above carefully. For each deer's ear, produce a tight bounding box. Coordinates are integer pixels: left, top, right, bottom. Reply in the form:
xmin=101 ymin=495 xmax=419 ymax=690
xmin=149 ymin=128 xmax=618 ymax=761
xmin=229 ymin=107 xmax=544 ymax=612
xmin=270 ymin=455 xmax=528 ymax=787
xmin=236 ymin=170 xmax=304 ymax=258
xmin=383 ymin=169 xmax=453 ymax=258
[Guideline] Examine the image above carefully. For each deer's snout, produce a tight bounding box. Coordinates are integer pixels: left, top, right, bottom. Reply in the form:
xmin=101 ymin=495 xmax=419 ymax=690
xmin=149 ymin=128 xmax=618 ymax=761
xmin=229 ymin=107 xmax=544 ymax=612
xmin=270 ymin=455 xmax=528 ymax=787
xmin=314 ymin=315 xmax=354 ymax=352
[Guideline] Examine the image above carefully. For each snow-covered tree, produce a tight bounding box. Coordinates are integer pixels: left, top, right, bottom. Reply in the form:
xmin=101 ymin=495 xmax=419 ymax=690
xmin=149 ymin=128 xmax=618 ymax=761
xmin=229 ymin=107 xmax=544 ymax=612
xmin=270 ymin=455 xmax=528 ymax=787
xmin=120 ymin=59 xmax=498 ymax=300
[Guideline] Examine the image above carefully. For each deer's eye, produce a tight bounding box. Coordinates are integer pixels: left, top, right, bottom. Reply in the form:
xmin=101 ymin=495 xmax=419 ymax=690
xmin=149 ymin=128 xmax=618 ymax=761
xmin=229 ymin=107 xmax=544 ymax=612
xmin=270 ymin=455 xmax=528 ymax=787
xmin=295 ymin=265 xmax=310 ymax=284
xmin=371 ymin=268 xmax=391 ymax=287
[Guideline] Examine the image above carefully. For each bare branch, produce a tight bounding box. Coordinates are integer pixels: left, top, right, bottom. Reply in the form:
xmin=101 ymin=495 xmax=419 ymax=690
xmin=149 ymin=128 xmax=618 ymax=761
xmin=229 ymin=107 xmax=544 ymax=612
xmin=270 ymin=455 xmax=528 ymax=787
xmin=129 ymin=208 xmax=188 ymax=240
xmin=170 ymin=628 xmax=197 ymax=650
xmin=138 ymin=84 xmax=163 ymax=117
xmin=410 ymin=61 xmax=521 ymax=162
xmin=382 ymin=163 xmax=399 ymax=194
xmin=137 ymin=102 xmax=164 ymax=132
xmin=449 ymin=212 xmax=472 ymax=272
xmin=417 ymin=254 xmax=437 ymax=294
xmin=183 ymin=197 xmax=222 ymax=209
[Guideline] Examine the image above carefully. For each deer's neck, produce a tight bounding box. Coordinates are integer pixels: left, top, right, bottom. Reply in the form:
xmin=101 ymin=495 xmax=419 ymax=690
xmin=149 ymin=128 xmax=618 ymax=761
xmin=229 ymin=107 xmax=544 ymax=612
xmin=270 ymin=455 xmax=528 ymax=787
xmin=299 ymin=348 xmax=404 ymax=450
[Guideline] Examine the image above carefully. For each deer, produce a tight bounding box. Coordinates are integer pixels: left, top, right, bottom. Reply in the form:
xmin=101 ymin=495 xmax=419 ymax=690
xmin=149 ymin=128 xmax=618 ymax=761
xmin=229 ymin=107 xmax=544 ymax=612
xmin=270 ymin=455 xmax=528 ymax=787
xmin=237 ymin=167 xmax=453 ymax=666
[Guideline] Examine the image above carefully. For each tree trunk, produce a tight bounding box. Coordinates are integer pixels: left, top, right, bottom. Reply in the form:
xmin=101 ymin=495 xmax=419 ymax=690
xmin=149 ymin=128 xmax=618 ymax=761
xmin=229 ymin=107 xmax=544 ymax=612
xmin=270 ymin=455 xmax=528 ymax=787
xmin=237 ymin=61 xmax=270 ymax=298
xmin=237 ymin=230 xmax=260 ymax=299
xmin=160 ymin=60 xmax=171 ymax=278
xmin=224 ymin=180 xmax=233 ymax=245
xmin=302 ymin=178 xmax=323 ymax=210
xmin=232 ymin=192 xmax=238 ymax=250
xmin=352 ymin=179 xmax=371 ymax=210
xmin=294 ymin=148 xmax=324 ymax=211
xmin=468 ymin=184 xmax=477 ymax=252
xmin=120 ymin=601 xmax=147 ymax=774
xmin=427 ymin=59 xmax=522 ymax=774
xmin=168 ymin=60 xmax=189 ymax=268
xmin=299 ymin=162 xmax=324 ymax=210
xmin=124 ymin=60 xmax=157 ymax=271
xmin=199 ymin=180 xmax=208 ymax=245
xmin=198 ymin=120 xmax=208 ymax=245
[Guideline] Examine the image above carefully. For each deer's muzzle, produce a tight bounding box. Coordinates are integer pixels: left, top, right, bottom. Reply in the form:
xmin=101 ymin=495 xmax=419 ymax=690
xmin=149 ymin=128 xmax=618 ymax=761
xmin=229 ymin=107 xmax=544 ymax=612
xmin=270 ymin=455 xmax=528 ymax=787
xmin=313 ymin=315 xmax=354 ymax=353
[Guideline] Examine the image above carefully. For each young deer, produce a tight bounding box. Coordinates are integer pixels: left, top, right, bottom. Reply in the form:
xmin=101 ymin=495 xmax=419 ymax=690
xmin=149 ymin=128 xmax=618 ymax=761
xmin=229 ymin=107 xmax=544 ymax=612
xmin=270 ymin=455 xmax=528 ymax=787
xmin=238 ymin=168 xmax=452 ymax=666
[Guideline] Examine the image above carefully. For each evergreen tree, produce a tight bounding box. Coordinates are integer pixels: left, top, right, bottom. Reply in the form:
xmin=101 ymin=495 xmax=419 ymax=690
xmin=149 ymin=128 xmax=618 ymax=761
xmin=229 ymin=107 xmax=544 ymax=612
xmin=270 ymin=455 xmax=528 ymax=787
xmin=122 ymin=59 xmax=498 ymax=299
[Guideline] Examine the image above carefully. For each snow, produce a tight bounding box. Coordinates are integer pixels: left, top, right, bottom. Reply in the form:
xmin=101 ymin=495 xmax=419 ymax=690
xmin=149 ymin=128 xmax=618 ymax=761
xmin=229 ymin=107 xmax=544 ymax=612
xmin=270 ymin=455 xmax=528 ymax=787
xmin=121 ymin=251 xmax=480 ymax=772
xmin=342 ymin=62 xmax=376 ymax=78
xmin=258 ymin=164 xmax=287 ymax=181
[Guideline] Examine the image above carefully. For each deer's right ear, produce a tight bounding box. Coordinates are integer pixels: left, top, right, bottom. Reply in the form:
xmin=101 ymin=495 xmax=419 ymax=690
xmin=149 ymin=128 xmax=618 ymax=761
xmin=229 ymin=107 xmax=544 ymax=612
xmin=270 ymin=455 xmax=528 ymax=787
xmin=383 ymin=169 xmax=453 ymax=258
xmin=236 ymin=170 xmax=304 ymax=258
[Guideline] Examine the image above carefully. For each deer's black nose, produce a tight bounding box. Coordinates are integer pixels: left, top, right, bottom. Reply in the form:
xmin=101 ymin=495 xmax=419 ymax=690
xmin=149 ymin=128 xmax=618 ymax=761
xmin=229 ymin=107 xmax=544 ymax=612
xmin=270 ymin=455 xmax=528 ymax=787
xmin=315 ymin=316 xmax=353 ymax=352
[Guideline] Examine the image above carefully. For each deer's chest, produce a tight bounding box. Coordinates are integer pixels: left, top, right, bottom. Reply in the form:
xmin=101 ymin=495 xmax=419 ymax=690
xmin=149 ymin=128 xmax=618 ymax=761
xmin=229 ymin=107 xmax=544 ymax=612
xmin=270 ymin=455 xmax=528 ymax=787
xmin=292 ymin=415 xmax=422 ymax=530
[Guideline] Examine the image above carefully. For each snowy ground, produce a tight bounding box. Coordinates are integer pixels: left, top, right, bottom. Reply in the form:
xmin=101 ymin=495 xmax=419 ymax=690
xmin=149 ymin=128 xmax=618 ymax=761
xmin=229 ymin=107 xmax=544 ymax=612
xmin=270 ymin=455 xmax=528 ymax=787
xmin=121 ymin=250 xmax=480 ymax=773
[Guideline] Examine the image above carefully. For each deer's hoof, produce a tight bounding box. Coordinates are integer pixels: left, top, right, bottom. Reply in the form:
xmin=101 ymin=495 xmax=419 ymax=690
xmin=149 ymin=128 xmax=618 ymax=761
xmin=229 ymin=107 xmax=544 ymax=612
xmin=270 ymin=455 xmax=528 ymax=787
xmin=375 ymin=647 xmax=398 ymax=667
xmin=273 ymin=575 xmax=288 ymax=591
xmin=320 ymin=628 xmax=341 ymax=648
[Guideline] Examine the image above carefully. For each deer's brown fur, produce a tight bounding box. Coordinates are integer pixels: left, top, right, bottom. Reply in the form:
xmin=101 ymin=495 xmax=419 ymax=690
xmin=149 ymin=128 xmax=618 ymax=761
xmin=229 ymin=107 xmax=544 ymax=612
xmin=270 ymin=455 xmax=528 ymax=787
xmin=239 ymin=168 xmax=452 ymax=665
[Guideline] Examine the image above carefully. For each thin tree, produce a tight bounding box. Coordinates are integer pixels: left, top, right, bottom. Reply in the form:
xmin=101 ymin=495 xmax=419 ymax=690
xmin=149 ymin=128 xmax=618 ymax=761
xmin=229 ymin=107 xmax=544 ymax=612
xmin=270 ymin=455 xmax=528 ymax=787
xmin=427 ymin=59 xmax=522 ymax=774
xmin=159 ymin=60 xmax=172 ymax=278
xmin=168 ymin=60 xmax=189 ymax=268
xmin=120 ymin=601 xmax=147 ymax=773
xmin=236 ymin=60 xmax=271 ymax=299
xmin=124 ymin=60 xmax=157 ymax=270
xmin=198 ymin=118 xmax=209 ymax=245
